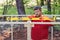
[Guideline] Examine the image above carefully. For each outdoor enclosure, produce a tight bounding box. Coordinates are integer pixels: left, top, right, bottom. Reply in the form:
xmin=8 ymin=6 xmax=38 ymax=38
xmin=0 ymin=15 xmax=60 ymax=40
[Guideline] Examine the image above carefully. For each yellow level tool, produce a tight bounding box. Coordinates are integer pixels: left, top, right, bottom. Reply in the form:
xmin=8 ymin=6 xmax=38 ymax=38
xmin=6 ymin=16 xmax=54 ymax=21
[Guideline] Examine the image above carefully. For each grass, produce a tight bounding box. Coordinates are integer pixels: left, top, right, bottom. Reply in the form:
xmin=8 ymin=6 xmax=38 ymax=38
xmin=0 ymin=6 xmax=4 ymax=15
xmin=7 ymin=6 xmax=18 ymax=15
xmin=25 ymin=8 xmax=34 ymax=15
xmin=0 ymin=6 xmax=60 ymax=15
xmin=0 ymin=6 xmax=34 ymax=15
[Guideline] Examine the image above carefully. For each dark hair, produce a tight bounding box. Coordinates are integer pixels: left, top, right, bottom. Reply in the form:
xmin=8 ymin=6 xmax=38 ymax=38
xmin=34 ymin=6 xmax=41 ymax=10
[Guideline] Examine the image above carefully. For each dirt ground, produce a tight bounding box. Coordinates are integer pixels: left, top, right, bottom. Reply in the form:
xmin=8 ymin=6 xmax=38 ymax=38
xmin=0 ymin=27 xmax=60 ymax=40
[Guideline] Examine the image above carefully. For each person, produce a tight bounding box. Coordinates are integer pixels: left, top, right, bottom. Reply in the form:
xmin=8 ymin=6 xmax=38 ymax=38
xmin=28 ymin=6 xmax=54 ymax=40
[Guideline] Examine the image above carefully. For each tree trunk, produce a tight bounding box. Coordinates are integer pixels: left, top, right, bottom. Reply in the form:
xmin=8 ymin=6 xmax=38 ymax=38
xmin=47 ymin=0 xmax=51 ymax=14
xmin=16 ymin=0 xmax=26 ymax=30
xmin=2 ymin=0 xmax=9 ymax=15
xmin=16 ymin=0 xmax=26 ymax=40
xmin=40 ymin=0 xmax=44 ymax=6
xmin=36 ymin=0 xmax=39 ymax=6
xmin=2 ymin=5 xmax=8 ymax=15
xmin=16 ymin=0 xmax=25 ymax=15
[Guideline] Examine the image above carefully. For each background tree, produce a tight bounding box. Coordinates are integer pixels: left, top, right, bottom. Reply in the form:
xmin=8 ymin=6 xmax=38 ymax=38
xmin=16 ymin=0 xmax=25 ymax=15
xmin=47 ymin=0 xmax=51 ymax=14
xmin=16 ymin=0 xmax=26 ymax=40
xmin=52 ymin=0 xmax=56 ymax=14
xmin=40 ymin=0 xmax=44 ymax=6
xmin=16 ymin=0 xmax=25 ymax=30
xmin=2 ymin=0 xmax=9 ymax=15
xmin=36 ymin=0 xmax=39 ymax=6
xmin=2 ymin=0 xmax=14 ymax=15
xmin=58 ymin=0 xmax=60 ymax=14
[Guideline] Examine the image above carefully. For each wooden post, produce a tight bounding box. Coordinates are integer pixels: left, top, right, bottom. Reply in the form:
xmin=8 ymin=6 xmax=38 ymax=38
xmin=24 ymin=20 xmax=34 ymax=40
xmin=51 ymin=16 xmax=56 ymax=40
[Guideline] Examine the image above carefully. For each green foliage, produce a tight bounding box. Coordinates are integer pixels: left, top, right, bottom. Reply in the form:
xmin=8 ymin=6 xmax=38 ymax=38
xmin=54 ymin=24 xmax=60 ymax=30
xmin=7 ymin=6 xmax=18 ymax=15
xmin=0 ymin=6 xmax=34 ymax=15
xmin=23 ymin=0 xmax=30 ymax=4
xmin=0 ymin=6 xmax=4 ymax=15
xmin=51 ymin=0 xmax=60 ymax=14
xmin=25 ymin=7 xmax=34 ymax=15
xmin=0 ymin=0 xmax=60 ymax=15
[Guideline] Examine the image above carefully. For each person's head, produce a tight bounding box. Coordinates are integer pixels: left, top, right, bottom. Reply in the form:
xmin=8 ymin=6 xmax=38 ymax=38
xmin=34 ymin=6 xmax=42 ymax=17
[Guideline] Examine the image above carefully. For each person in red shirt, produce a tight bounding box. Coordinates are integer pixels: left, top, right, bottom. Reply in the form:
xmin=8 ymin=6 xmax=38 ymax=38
xmin=28 ymin=6 xmax=53 ymax=40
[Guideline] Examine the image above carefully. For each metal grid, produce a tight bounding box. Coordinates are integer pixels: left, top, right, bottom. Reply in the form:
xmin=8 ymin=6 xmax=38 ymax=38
xmin=0 ymin=15 xmax=60 ymax=40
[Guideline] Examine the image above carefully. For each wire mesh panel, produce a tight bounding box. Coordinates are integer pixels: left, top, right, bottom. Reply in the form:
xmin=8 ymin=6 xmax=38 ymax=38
xmin=0 ymin=15 xmax=60 ymax=40
xmin=0 ymin=24 xmax=11 ymax=40
xmin=53 ymin=24 xmax=60 ymax=40
xmin=0 ymin=24 xmax=27 ymax=40
xmin=0 ymin=22 xmax=60 ymax=40
xmin=13 ymin=24 xmax=27 ymax=40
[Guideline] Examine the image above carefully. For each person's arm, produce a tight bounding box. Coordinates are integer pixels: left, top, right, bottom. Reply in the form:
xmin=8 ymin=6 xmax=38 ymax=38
xmin=43 ymin=16 xmax=54 ymax=26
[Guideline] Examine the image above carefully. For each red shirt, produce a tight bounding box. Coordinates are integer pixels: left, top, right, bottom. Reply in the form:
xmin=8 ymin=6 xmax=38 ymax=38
xmin=28 ymin=15 xmax=53 ymax=40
